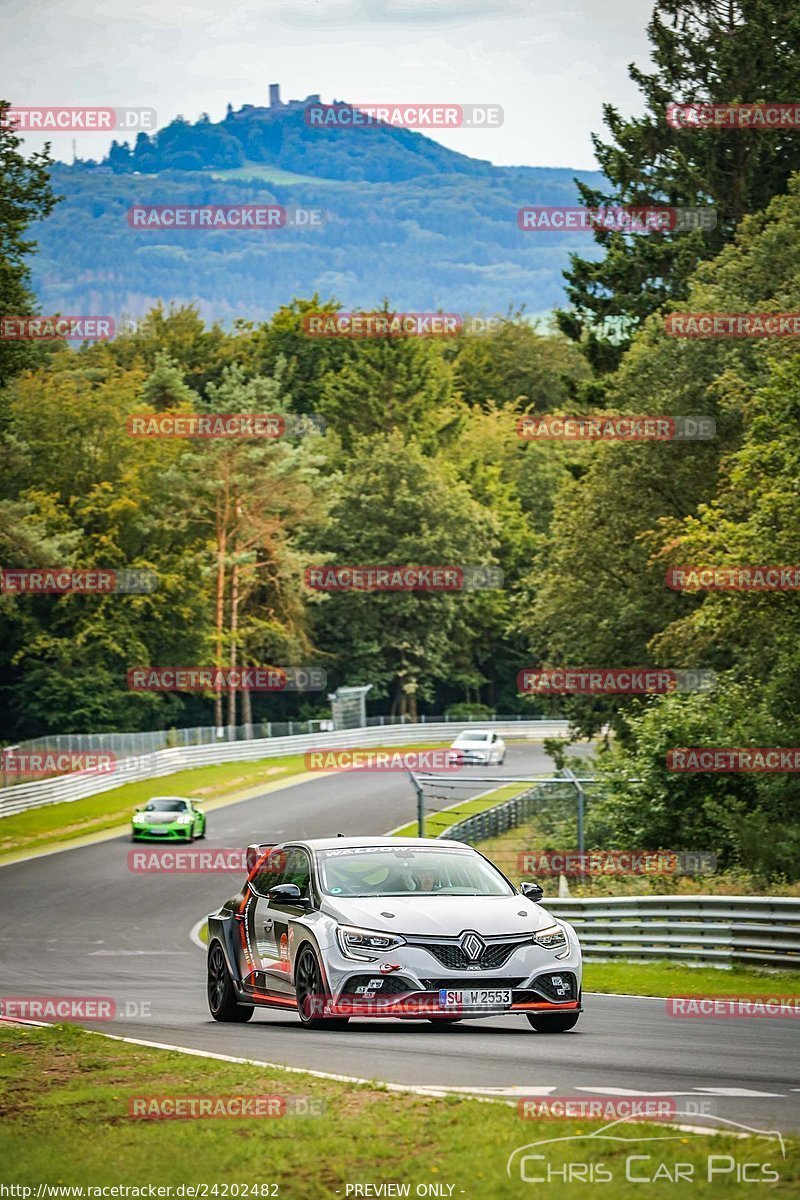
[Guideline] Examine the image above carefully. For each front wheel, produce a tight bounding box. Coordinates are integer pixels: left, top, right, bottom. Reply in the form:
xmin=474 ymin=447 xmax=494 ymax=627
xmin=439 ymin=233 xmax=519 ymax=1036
xmin=207 ymin=942 xmax=254 ymax=1022
xmin=295 ymin=946 xmax=349 ymax=1030
xmin=526 ymin=1011 xmax=580 ymax=1033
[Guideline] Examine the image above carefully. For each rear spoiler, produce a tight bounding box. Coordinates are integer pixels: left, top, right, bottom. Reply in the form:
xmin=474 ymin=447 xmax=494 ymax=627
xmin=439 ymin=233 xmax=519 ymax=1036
xmin=245 ymin=843 xmax=285 ymax=874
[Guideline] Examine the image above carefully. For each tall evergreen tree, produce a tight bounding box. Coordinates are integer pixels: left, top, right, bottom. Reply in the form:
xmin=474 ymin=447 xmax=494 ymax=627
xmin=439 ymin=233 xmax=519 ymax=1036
xmin=556 ymin=0 xmax=800 ymax=371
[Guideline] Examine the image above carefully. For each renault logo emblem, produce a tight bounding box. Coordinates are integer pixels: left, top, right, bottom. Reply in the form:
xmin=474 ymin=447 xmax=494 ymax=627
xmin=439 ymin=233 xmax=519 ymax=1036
xmin=460 ymin=932 xmax=485 ymax=961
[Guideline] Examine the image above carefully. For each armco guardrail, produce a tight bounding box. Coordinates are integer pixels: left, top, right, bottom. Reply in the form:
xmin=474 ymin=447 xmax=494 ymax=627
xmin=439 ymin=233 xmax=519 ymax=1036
xmin=441 ymin=789 xmax=799 ymax=969
xmin=542 ymin=896 xmax=800 ymax=969
xmin=0 ymin=719 xmax=570 ymax=820
xmin=5 ymin=712 xmax=554 ymax=763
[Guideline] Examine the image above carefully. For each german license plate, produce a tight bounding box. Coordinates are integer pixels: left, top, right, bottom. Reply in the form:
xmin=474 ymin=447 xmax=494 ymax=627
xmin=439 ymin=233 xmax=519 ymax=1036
xmin=149 ymin=827 xmax=169 ymax=834
xmin=439 ymin=988 xmax=512 ymax=1008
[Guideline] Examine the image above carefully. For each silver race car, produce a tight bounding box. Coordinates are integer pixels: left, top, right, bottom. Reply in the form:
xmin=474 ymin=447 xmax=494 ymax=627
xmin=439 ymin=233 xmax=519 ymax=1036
xmin=206 ymin=836 xmax=582 ymax=1031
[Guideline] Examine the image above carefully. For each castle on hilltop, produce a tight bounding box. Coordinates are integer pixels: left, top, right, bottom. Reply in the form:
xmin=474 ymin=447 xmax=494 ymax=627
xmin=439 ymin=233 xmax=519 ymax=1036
xmin=229 ymin=84 xmax=324 ymax=122
xmin=268 ymin=83 xmax=321 ymax=111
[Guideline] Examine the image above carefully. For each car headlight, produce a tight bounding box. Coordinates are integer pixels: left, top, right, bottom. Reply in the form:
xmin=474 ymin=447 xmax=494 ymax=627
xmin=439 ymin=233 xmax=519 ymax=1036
xmin=534 ymin=924 xmax=568 ymax=951
xmin=336 ymin=925 xmax=407 ymax=960
xmin=176 ymin=814 xmax=193 ymax=824
xmin=132 ymin=814 xmax=147 ymax=824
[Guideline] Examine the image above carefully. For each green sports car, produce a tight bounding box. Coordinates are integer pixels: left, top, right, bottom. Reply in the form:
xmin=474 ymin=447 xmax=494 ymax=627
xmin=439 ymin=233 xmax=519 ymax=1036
xmin=131 ymin=796 xmax=206 ymax=842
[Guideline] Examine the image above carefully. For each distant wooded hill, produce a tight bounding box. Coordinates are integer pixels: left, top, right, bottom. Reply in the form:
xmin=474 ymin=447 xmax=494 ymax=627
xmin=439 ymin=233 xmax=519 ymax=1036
xmin=31 ymin=98 xmax=604 ymax=323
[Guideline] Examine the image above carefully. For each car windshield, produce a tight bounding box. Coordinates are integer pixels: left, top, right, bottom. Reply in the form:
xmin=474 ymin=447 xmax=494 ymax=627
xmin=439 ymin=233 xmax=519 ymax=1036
xmin=459 ymin=732 xmax=489 ymax=742
xmin=144 ymin=798 xmax=188 ymax=812
xmin=316 ymin=846 xmax=513 ymax=897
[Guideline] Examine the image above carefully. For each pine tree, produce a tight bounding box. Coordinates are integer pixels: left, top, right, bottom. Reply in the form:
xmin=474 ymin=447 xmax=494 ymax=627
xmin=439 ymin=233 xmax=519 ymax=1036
xmin=556 ymin=0 xmax=800 ymax=371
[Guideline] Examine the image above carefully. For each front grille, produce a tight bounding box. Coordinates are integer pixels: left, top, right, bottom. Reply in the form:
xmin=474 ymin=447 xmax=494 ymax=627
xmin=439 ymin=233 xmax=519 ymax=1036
xmin=411 ymin=940 xmax=529 ymax=971
xmin=419 ymin=977 xmax=526 ymax=991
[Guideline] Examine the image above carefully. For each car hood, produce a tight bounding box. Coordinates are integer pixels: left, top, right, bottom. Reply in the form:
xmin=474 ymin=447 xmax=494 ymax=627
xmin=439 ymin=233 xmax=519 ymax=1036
xmin=140 ymin=810 xmax=184 ymax=820
xmin=320 ymin=894 xmax=554 ymax=937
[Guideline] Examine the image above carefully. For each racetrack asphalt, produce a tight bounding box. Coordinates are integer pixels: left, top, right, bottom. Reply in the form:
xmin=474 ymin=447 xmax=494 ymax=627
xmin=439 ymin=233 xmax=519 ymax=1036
xmin=1 ymin=741 xmax=797 ymax=1132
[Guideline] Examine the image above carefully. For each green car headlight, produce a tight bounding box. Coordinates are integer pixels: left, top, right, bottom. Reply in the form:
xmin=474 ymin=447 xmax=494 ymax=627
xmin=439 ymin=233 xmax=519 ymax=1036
xmin=336 ymin=926 xmax=406 ymax=960
xmin=132 ymin=814 xmax=147 ymax=824
xmin=176 ymin=814 xmax=193 ymax=824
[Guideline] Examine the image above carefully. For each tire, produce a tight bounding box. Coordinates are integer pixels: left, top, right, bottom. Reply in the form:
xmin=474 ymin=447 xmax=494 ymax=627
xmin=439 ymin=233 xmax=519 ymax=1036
xmin=197 ymin=820 xmax=206 ymax=839
xmin=295 ymin=946 xmax=349 ymax=1030
xmin=526 ymin=1011 xmax=580 ymax=1033
xmin=207 ymin=941 xmax=254 ymax=1022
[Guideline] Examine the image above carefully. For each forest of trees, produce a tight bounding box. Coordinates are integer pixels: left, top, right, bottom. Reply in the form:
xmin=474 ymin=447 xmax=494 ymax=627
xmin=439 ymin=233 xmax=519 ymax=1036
xmin=2 ymin=0 xmax=799 ymax=879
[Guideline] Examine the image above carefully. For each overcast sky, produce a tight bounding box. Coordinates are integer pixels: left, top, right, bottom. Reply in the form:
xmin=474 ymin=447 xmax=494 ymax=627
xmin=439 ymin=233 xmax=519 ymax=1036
xmin=1 ymin=0 xmax=656 ymax=169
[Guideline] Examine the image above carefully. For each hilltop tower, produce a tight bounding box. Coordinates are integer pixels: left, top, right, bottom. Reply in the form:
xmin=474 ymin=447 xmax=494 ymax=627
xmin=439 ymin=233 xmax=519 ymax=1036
xmin=269 ymin=83 xmax=282 ymax=109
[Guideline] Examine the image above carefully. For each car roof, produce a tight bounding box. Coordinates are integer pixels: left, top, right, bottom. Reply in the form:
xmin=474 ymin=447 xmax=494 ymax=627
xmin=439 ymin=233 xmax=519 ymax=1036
xmin=285 ymin=835 xmax=470 ymax=852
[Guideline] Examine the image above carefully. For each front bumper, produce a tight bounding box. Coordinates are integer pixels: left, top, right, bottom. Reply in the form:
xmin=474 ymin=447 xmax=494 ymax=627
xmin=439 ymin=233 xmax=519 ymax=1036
xmin=131 ymin=824 xmax=192 ymax=840
xmin=321 ymin=927 xmax=582 ymax=1019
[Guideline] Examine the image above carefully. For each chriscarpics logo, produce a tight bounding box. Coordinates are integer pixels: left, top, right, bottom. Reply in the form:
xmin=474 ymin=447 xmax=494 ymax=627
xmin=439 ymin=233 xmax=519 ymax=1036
xmin=506 ymin=1114 xmax=785 ymax=1185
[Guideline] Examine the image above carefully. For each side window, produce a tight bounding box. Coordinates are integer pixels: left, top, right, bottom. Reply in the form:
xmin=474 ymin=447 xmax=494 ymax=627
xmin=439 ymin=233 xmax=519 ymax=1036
xmin=282 ymin=849 xmax=311 ymax=897
xmin=251 ymin=848 xmax=288 ymax=896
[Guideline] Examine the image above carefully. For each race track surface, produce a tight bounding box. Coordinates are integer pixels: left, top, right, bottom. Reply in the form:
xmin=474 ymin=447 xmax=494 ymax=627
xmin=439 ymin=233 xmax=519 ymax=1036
xmin=1 ymin=742 xmax=797 ymax=1132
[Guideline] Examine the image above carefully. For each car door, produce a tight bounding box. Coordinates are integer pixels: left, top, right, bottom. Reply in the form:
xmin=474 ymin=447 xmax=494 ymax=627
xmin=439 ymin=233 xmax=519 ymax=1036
xmin=254 ymin=847 xmax=313 ymax=997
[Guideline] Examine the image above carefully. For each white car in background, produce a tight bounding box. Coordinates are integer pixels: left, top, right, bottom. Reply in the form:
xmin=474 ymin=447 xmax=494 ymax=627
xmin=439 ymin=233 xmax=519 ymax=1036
xmin=449 ymin=729 xmax=506 ymax=765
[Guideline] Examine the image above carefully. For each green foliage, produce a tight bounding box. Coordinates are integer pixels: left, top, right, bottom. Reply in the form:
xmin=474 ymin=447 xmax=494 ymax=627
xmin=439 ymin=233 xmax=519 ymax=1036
xmin=557 ymin=0 xmax=800 ymax=368
xmin=0 ymin=99 xmax=61 ymax=387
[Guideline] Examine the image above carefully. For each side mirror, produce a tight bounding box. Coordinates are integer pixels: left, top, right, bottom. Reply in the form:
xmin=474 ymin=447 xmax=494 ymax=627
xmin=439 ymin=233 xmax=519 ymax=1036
xmin=520 ymin=881 xmax=544 ymax=902
xmin=267 ymin=883 xmax=310 ymax=908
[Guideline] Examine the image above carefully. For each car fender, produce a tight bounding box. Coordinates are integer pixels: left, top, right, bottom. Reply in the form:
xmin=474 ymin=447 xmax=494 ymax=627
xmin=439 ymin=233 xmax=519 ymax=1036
xmin=207 ymin=910 xmax=243 ymax=984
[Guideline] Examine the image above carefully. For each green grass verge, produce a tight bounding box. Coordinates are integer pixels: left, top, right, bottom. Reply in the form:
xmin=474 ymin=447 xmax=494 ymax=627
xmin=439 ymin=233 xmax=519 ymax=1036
xmin=0 ymin=743 xmax=449 ymax=863
xmin=1 ymin=1023 xmax=795 ymax=1197
xmin=583 ymin=960 xmax=800 ymax=996
xmin=391 ymin=780 xmax=542 ymax=839
xmin=0 ymin=756 xmax=311 ymax=861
